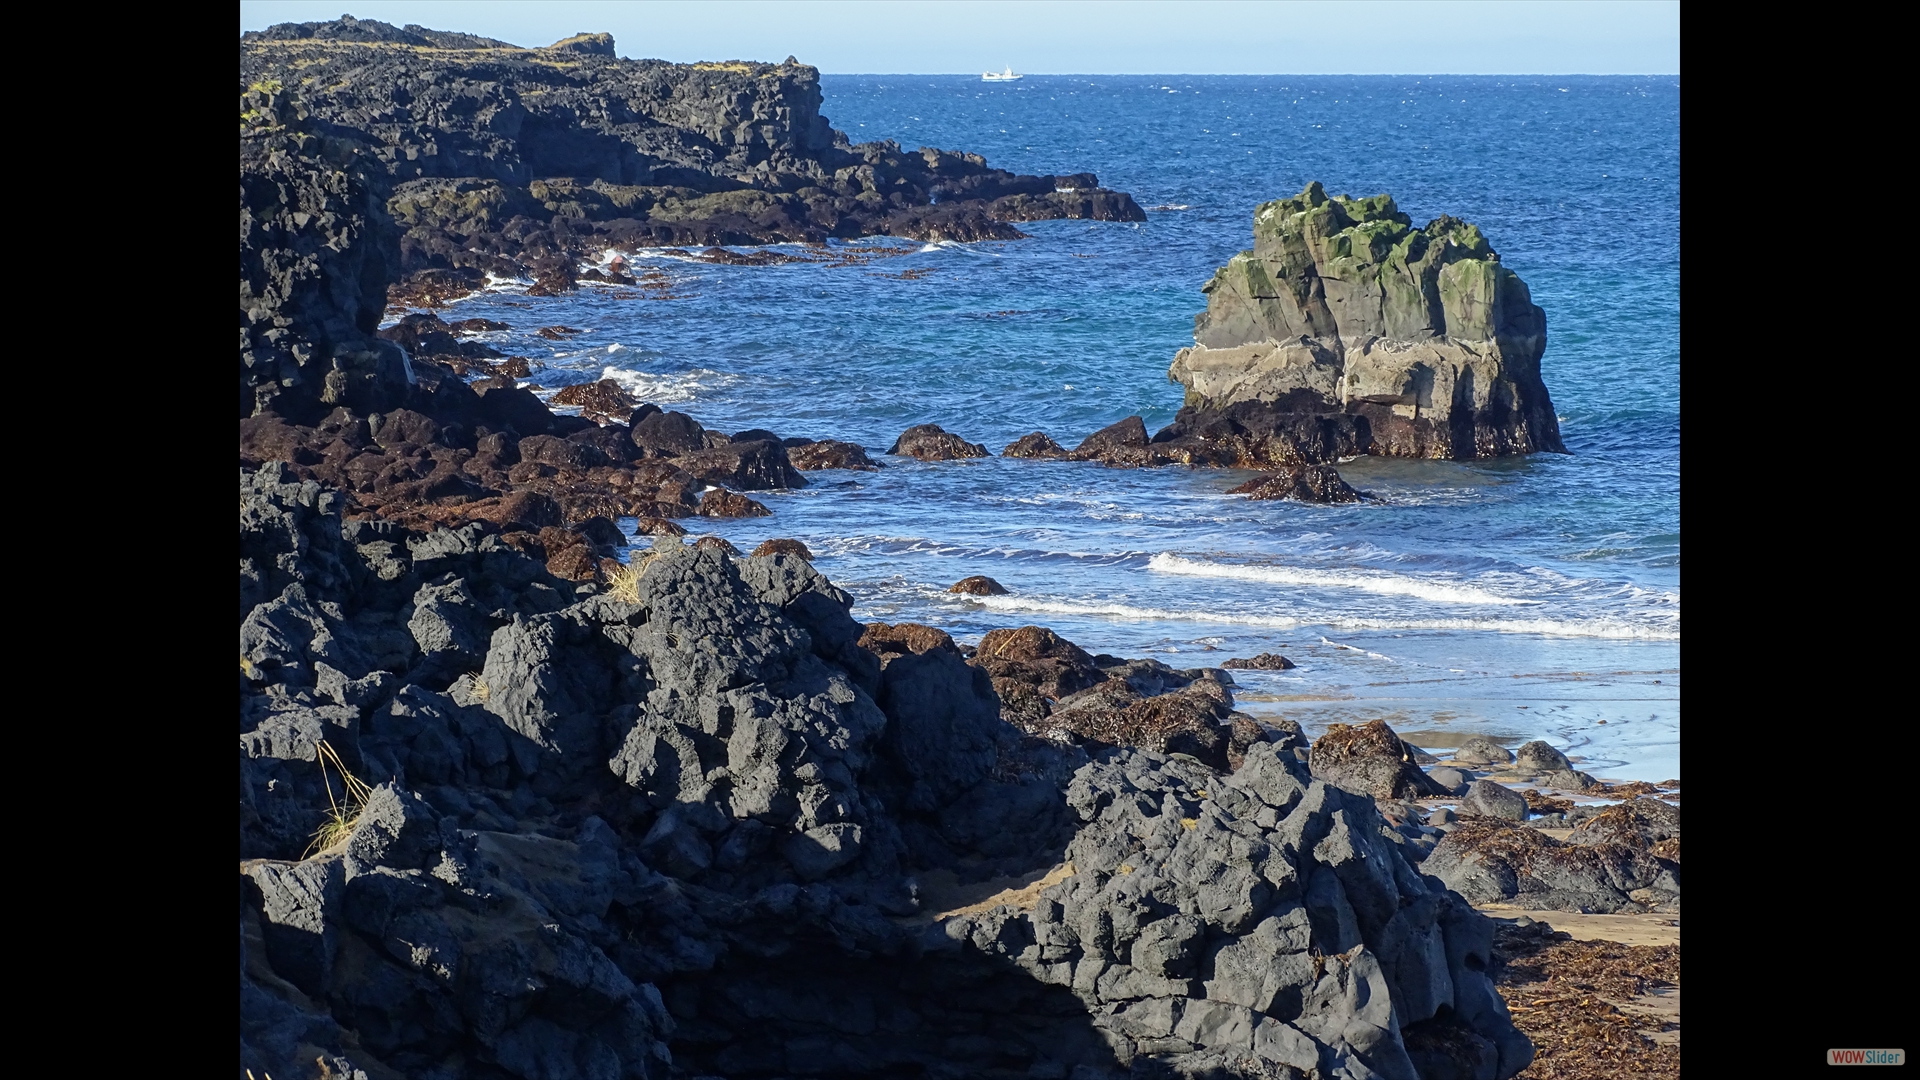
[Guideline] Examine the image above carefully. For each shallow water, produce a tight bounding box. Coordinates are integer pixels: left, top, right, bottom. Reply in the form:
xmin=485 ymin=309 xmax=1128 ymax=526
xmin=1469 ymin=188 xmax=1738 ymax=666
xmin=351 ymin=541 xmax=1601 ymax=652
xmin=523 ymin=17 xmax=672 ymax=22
xmin=398 ymin=74 xmax=1680 ymax=781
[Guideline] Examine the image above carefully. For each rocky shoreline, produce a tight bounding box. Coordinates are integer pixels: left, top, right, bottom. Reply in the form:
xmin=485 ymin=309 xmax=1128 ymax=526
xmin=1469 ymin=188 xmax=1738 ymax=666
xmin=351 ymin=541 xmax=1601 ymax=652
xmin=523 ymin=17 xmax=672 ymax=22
xmin=240 ymin=19 xmax=1663 ymax=1080
xmin=240 ymin=16 xmax=1144 ymax=309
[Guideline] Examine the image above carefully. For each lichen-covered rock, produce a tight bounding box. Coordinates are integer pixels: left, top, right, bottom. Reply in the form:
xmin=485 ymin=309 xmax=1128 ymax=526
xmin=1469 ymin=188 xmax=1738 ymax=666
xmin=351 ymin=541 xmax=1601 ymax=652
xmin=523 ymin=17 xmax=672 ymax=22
xmin=1158 ymin=182 xmax=1565 ymax=465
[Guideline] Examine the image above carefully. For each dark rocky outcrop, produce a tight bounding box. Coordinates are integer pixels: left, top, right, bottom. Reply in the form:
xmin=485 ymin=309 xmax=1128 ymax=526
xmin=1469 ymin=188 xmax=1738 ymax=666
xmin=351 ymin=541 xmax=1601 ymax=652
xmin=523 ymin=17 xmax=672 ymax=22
xmin=1154 ymin=182 xmax=1565 ymax=466
xmin=887 ymin=423 xmax=988 ymax=461
xmin=948 ymin=575 xmax=1009 ymax=596
xmin=240 ymin=18 xmax=1144 ymax=306
xmin=240 ymin=86 xmax=408 ymax=423
xmin=240 ymin=471 xmax=1533 ymax=1077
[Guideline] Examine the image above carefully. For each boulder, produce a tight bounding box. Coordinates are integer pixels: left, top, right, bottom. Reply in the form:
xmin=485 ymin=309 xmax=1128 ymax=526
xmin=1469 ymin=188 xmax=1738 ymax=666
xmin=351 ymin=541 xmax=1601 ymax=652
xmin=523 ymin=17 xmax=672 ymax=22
xmin=1513 ymin=740 xmax=1572 ymax=773
xmin=947 ymin=575 xmax=1009 ymax=595
xmin=1453 ymin=736 xmax=1514 ymax=766
xmin=1157 ymin=182 xmax=1564 ymax=465
xmin=1002 ymin=431 xmax=1070 ymax=459
xmin=785 ymin=438 xmax=879 ymax=470
xmin=750 ymin=538 xmax=813 ymax=560
xmin=888 ymin=423 xmax=988 ymax=460
xmin=1425 ymin=766 xmax=1472 ymax=795
xmin=1070 ymin=415 xmax=1150 ymax=460
xmin=549 ymin=379 xmax=638 ymax=423
xmin=1309 ymin=720 xmax=1450 ymax=799
xmin=1460 ymin=780 xmax=1529 ymax=822
xmin=695 ymin=489 xmax=770 ymax=518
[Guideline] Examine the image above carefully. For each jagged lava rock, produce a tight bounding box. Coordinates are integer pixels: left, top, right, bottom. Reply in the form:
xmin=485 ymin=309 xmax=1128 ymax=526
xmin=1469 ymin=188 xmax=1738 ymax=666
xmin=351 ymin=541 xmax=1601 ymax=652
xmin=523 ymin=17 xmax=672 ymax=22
xmin=239 ymin=464 xmax=1534 ymax=1078
xmin=1158 ymin=181 xmax=1565 ymax=465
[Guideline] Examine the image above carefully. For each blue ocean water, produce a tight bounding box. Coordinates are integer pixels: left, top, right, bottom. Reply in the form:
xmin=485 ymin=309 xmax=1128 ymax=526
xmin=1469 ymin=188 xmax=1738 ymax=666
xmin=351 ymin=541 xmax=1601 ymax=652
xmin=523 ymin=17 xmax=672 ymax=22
xmin=407 ymin=75 xmax=1681 ymax=780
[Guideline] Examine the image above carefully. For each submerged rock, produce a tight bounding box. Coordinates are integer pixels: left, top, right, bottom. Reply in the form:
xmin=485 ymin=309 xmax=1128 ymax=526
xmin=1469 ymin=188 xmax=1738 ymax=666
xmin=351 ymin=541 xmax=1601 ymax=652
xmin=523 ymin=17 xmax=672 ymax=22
xmin=1222 ymin=653 xmax=1296 ymax=670
xmin=1229 ymin=465 xmax=1366 ymax=504
xmin=1156 ymin=182 xmax=1565 ymax=466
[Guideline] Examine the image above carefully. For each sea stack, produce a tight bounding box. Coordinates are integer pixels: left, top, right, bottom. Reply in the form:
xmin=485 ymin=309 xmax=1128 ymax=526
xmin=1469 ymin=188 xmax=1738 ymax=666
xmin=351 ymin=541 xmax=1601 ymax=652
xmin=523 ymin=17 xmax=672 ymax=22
xmin=1158 ymin=182 xmax=1565 ymax=464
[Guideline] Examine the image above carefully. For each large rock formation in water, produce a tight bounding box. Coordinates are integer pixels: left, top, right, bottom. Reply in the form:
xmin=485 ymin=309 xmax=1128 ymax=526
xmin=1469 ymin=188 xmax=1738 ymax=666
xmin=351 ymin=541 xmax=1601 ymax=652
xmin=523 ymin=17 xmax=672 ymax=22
xmin=239 ymin=462 xmax=1533 ymax=1080
xmin=1157 ymin=183 xmax=1564 ymax=465
xmin=240 ymin=16 xmax=1144 ymax=301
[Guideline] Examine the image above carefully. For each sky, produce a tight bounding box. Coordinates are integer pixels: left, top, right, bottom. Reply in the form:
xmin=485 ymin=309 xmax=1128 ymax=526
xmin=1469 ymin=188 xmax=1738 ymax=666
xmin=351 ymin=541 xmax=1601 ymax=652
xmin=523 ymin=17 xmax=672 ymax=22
xmin=237 ymin=1 xmax=1680 ymax=75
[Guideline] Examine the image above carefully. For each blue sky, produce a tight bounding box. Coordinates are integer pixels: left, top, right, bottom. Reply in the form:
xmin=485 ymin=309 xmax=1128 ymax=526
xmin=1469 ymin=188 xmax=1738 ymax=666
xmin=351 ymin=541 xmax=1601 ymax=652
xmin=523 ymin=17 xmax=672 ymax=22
xmin=238 ymin=1 xmax=1679 ymax=75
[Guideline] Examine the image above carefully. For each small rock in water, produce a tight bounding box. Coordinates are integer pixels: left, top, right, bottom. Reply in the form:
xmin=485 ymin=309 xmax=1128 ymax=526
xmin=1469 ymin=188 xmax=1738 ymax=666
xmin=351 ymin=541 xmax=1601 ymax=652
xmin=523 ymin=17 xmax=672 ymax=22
xmin=549 ymin=379 xmax=637 ymax=423
xmin=1221 ymin=653 xmax=1295 ymax=670
xmin=785 ymin=438 xmax=879 ymax=470
xmin=751 ymin=538 xmax=813 ymax=560
xmin=696 ymin=489 xmax=770 ymax=518
xmin=887 ymin=423 xmax=988 ymax=460
xmin=1227 ymin=465 xmax=1365 ymax=503
xmin=947 ymin=575 xmax=1008 ymax=595
xmin=1001 ymin=431 xmax=1069 ymax=458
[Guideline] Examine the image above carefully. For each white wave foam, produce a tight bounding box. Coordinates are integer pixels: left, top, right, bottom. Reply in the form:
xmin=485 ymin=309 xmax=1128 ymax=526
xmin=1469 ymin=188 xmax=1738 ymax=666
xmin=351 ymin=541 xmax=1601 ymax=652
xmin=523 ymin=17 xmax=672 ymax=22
xmin=961 ymin=594 xmax=1678 ymax=640
xmin=1147 ymin=203 xmax=1192 ymax=211
xmin=1148 ymin=553 xmax=1534 ymax=606
xmin=599 ymin=366 xmax=736 ymax=404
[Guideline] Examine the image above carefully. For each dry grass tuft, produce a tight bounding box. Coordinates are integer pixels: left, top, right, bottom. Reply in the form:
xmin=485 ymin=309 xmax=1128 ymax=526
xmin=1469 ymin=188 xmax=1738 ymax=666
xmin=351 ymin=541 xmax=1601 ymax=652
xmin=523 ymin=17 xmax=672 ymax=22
xmin=304 ymin=739 xmax=371 ymax=858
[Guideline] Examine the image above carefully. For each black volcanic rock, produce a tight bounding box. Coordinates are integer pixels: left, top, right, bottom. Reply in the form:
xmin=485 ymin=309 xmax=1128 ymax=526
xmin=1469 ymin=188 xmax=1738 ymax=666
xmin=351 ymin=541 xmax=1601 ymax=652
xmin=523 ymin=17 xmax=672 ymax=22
xmin=238 ymin=465 xmax=1534 ymax=1079
xmin=239 ymin=19 xmax=1146 ymax=303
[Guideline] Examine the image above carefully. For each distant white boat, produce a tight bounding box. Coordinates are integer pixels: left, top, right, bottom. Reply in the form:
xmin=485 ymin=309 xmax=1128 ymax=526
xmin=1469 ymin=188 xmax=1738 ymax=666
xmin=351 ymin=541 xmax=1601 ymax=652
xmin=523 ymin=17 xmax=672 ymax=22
xmin=982 ymin=66 xmax=1022 ymax=82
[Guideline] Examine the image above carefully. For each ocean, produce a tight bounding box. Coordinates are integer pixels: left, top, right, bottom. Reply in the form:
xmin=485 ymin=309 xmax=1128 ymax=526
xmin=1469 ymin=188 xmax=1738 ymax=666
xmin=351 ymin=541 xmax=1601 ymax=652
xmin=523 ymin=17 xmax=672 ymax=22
xmin=398 ymin=74 xmax=1680 ymax=781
